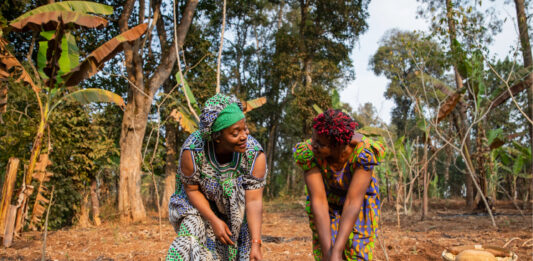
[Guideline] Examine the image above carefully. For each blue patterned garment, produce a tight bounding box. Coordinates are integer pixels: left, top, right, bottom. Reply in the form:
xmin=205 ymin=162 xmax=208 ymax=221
xmin=166 ymin=130 xmax=266 ymax=261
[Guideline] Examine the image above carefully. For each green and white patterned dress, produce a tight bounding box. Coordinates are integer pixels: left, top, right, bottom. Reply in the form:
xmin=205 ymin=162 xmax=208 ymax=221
xmin=166 ymin=130 xmax=266 ymax=261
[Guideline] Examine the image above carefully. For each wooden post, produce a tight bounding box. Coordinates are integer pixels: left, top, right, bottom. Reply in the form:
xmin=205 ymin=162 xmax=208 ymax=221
xmin=0 ymin=158 xmax=20 ymax=235
xmin=3 ymin=204 xmax=17 ymax=247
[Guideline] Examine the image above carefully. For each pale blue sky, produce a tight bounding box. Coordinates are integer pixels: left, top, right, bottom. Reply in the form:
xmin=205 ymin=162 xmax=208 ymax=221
xmin=341 ymin=0 xmax=524 ymax=124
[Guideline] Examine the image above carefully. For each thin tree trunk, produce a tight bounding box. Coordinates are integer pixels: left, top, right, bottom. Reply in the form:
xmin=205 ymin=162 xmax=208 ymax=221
xmin=78 ymin=190 xmax=90 ymax=228
xmin=395 ymin=183 xmax=401 ymax=228
xmin=303 ymin=57 xmax=312 ymax=89
xmin=291 ymin=166 xmax=297 ymax=195
xmin=474 ymin=125 xmax=490 ymax=209
xmin=90 ymin=179 xmax=101 ymax=226
xmin=405 ymin=169 xmax=415 ymax=214
xmin=161 ymin=122 xmax=177 ymax=218
xmin=299 ymin=0 xmax=312 ymax=89
xmin=422 ymin=135 xmax=429 ymax=220
xmin=215 ymin=0 xmax=227 ymax=94
xmin=161 ymin=78 xmax=178 ymax=218
xmin=41 ymin=186 xmax=54 ymax=261
xmin=431 ymin=157 xmax=437 ymax=197
xmin=513 ymin=0 xmax=533 ymax=201
xmin=444 ymin=147 xmax=452 ymax=189
xmin=286 ymin=166 xmax=291 ymax=192
xmin=445 ymin=0 xmax=475 ymax=209
xmin=277 ymin=0 xmax=284 ymax=29
xmin=464 ymin=135 xmax=474 ymax=207
xmin=386 ymin=175 xmax=391 ymax=203
xmin=265 ymin=120 xmax=278 ymax=196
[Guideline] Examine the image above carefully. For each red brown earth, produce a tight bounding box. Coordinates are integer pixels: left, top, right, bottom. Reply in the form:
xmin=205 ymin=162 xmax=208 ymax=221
xmin=2 ymin=199 xmax=531 ymax=260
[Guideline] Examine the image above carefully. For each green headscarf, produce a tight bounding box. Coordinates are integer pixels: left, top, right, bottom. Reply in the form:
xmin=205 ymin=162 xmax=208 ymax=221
xmin=211 ymin=102 xmax=245 ymax=133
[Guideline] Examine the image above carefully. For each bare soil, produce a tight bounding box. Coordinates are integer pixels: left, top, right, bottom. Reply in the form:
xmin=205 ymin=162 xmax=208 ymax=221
xmin=2 ymin=199 xmax=532 ymax=260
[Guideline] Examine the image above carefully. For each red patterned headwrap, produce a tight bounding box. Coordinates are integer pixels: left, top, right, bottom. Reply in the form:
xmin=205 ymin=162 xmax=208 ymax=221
xmin=312 ymin=109 xmax=358 ymax=146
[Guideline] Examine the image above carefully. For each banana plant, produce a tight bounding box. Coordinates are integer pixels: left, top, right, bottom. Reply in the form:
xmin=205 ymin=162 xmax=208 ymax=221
xmin=491 ymin=140 xmax=531 ymax=199
xmin=170 ymin=72 xmax=267 ymax=133
xmin=0 ymin=1 xmax=147 ymax=233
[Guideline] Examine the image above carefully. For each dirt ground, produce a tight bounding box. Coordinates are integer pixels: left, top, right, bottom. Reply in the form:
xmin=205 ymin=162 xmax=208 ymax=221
xmin=2 ymin=199 xmax=532 ymax=261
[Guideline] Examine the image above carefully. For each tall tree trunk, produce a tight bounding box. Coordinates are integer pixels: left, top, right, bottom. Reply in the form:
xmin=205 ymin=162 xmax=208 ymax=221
xmin=119 ymin=97 xmax=150 ymax=222
xmin=513 ymin=0 xmax=533 ymax=201
xmin=161 ymin=118 xmax=178 ymax=218
xmin=117 ymin=0 xmax=198 ymax=223
xmin=90 ymin=178 xmax=101 ymax=226
xmin=445 ymin=0 xmax=475 ymax=208
xmin=265 ymin=119 xmax=278 ymax=197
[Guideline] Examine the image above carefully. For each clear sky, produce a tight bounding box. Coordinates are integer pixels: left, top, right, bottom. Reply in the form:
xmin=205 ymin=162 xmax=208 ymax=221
xmin=341 ymin=0 xmax=523 ymax=124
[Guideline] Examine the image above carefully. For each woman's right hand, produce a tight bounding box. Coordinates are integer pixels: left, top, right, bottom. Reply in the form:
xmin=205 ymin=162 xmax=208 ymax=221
xmin=210 ymin=217 xmax=234 ymax=245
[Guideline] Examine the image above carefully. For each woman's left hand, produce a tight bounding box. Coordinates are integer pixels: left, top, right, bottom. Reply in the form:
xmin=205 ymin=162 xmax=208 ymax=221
xmin=249 ymin=243 xmax=262 ymax=261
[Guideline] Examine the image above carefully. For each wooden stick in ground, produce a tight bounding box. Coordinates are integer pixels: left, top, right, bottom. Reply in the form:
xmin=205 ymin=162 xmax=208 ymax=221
xmin=3 ymin=205 xmax=17 ymax=247
xmin=41 ymin=185 xmax=55 ymax=261
xmin=0 ymin=158 xmax=20 ymax=235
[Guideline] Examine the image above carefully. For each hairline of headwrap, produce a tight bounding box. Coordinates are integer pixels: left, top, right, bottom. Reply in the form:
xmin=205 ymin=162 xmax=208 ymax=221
xmin=211 ymin=102 xmax=245 ymax=133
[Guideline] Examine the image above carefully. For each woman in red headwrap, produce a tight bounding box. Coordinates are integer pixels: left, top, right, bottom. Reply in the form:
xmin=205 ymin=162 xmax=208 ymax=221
xmin=293 ymin=109 xmax=385 ymax=261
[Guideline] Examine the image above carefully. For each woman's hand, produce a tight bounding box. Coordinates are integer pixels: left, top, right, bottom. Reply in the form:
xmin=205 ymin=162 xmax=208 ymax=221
xmin=249 ymin=242 xmax=262 ymax=261
xmin=210 ymin=217 xmax=234 ymax=245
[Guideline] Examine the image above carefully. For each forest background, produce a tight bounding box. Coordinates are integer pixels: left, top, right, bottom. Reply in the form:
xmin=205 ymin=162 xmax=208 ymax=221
xmin=0 ymin=0 xmax=531 ymax=240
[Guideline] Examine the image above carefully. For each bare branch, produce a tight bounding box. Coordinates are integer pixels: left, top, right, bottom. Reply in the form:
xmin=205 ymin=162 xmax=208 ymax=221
xmin=216 ymin=0 xmax=227 ymax=94
xmin=149 ymin=0 xmax=198 ymax=95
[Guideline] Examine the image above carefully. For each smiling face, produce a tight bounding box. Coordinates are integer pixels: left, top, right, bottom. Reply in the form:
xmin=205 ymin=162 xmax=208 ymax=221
xmin=216 ymin=118 xmax=249 ymax=153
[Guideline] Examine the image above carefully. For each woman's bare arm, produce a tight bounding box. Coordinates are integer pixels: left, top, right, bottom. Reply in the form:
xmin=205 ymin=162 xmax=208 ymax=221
xmin=182 ymin=151 xmax=234 ymax=245
xmin=304 ymin=166 xmax=332 ymax=259
xmin=330 ymin=167 xmax=372 ymax=257
xmin=245 ymin=152 xmax=266 ymax=242
xmin=245 ymin=152 xmax=266 ymax=260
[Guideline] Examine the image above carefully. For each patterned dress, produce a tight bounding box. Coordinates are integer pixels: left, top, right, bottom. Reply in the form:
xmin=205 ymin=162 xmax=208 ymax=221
xmin=166 ymin=131 xmax=266 ymax=261
xmin=293 ymin=136 xmax=385 ymax=261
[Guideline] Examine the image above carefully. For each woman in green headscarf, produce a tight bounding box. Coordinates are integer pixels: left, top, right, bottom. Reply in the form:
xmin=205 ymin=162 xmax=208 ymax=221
xmin=166 ymin=94 xmax=267 ymax=261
